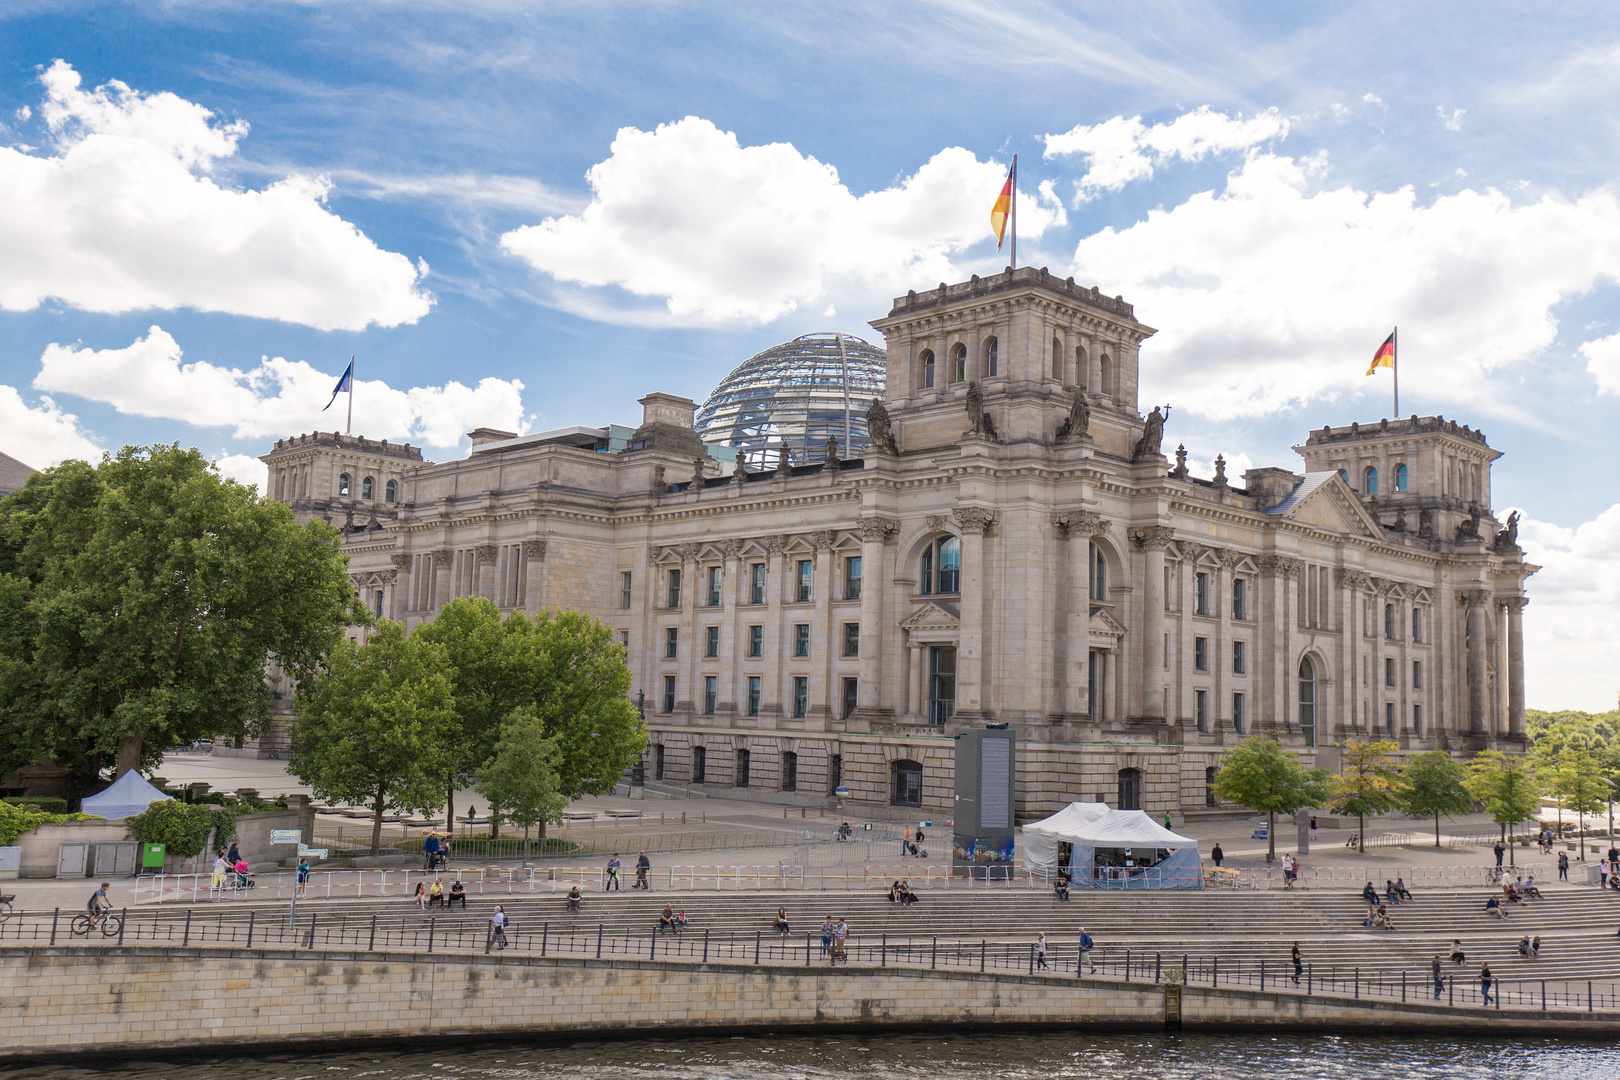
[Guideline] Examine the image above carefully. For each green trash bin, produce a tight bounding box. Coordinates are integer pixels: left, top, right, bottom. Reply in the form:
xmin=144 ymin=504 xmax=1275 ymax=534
xmin=141 ymin=843 xmax=166 ymax=870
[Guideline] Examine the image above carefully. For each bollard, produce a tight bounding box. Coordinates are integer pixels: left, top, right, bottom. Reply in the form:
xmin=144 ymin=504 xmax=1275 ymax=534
xmin=1402 ymin=971 xmax=1406 ymax=1002
xmin=1449 ymin=973 xmax=1454 ymax=1006
xmin=369 ymin=914 xmax=377 ymax=952
xmin=1588 ymin=981 xmax=1593 ymax=1012
xmin=1126 ymin=949 xmax=1131 ymax=978
xmin=245 ymin=911 xmax=253 ymax=949
xmin=1542 ymin=979 xmax=1546 ymax=1011
xmin=807 ymin=934 xmax=811 ymax=967
xmin=1261 ymin=960 xmax=1265 ymax=991
xmin=183 ymin=909 xmax=192 ymax=947
xmin=650 ymin=930 xmax=657 ymax=960
xmin=1307 ymin=963 xmax=1312 ymax=996
xmin=1155 ymin=953 xmax=1161 ymax=984
xmin=1355 ymin=968 xmax=1360 ymax=999
xmin=542 ymin=923 xmax=548 ymax=957
xmin=1213 ymin=957 xmax=1218 ymax=989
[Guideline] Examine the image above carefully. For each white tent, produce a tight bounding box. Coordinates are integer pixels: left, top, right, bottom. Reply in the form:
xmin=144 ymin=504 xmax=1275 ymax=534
xmin=79 ymin=771 xmax=173 ymax=820
xmin=1022 ymin=804 xmax=1203 ymax=890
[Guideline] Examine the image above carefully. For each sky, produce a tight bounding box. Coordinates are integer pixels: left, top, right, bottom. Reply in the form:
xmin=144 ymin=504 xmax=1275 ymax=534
xmin=1 ymin=1 xmax=1617 ymax=710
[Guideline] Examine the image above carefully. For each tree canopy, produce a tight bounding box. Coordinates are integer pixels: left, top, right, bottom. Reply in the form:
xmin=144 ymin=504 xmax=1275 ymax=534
xmin=1329 ymin=740 xmax=1401 ymax=853
xmin=1463 ymin=750 xmax=1541 ymax=863
xmin=290 ymin=621 xmax=456 ymax=854
xmin=1211 ymin=736 xmax=1332 ymax=862
xmin=0 ymin=445 xmax=363 ymax=801
xmin=476 ymin=705 xmax=568 ymax=849
xmin=1398 ymin=749 xmax=1475 ymax=847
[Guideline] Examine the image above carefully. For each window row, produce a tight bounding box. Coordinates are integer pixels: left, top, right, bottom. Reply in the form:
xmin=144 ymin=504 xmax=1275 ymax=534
xmin=1193 ymin=690 xmax=1248 ymax=734
xmin=336 ymin=472 xmax=398 ymax=503
xmin=636 ymin=559 xmax=864 ymax=610
xmin=1185 ymin=570 xmax=1250 ymax=619
xmin=661 ymin=675 xmax=858 ymax=720
xmin=919 ymin=338 xmax=998 ymax=389
xmin=651 ymin=745 xmax=838 ymax=794
xmin=1192 ymin=637 xmax=1247 ymax=674
xmin=1369 ymin=601 xmax=1426 ymax=642
xmin=1337 ymin=463 xmax=1409 ymax=494
xmin=661 ymin=623 xmax=860 ymax=659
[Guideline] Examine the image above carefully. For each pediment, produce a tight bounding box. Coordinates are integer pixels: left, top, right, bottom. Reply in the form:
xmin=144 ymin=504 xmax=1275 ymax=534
xmin=1089 ymin=606 xmax=1128 ymax=639
xmin=1275 ymin=474 xmax=1383 ymax=538
xmin=1411 ymin=587 xmax=1431 ymax=605
xmin=901 ymin=600 xmax=960 ymax=633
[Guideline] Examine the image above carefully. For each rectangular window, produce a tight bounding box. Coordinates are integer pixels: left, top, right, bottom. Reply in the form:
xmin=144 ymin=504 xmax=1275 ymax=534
xmin=1413 ymin=703 xmax=1423 ymax=735
xmin=1232 ymin=692 xmax=1244 ymax=733
xmin=619 ymin=631 xmax=629 ymax=650
xmin=1385 ymin=657 xmax=1396 ymax=687
xmin=735 ymin=748 xmax=750 ymax=788
xmin=661 ymin=675 xmax=675 ymax=714
xmin=842 ymin=677 xmax=858 ymax=719
xmin=843 ymin=622 xmax=860 ymax=657
xmin=702 ymin=675 xmax=717 ymax=715
xmin=1194 ymin=636 xmax=1208 ymax=671
xmin=1412 ymin=607 xmax=1423 ymax=643
xmin=1195 ymin=689 xmax=1208 ymax=731
xmin=707 ymin=566 xmax=722 ymax=606
xmin=746 ymin=676 xmax=761 ymax=717
xmin=1232 ymin=577 xmax=1246 ymax=621
xmin=705 ymin=625 xmax=719 ymax=658
xmin=620 ymin=570 xmax=633 ymax=610
xmin=795 ymin=559 xmax=813 ymax=602
xmin=782 ymin=751 xmax=798 ymax=791
xmin=1232 ymin=640 xmax=1245 ymax=674
xmin=1195 ymin=571 xmax=1208 ymax=616
xmin=654 ymin=744 xmax=664 ymax=781
xmin=1385 ymin=603 xmax=1396 ymax=640
xmin=1385 ymin=701 xmax=1396 ymax=734
xmin=692 ymin=745 xmax=705 ymax=783
xmin=794 ymin=623 xmax=810 ymax=657
xmin=793 ymin=676 xmax=808 ymax=718
xmin=1412 ymin=660 xmax=1422 ymax=689
xmin=747 ymin=624 xmax=763 ymax=658
xmin=844 ymin=556 xmax=862 ymax=600
xmin=828 ymin=754 xmax=842 ymax=793
xmin=666 ymin=568 xmax=681 ymax=609
xmin=750 ymin=563 xmax=766 ymax=604
xmin=664 ymin=627 xmax=678 ymax=659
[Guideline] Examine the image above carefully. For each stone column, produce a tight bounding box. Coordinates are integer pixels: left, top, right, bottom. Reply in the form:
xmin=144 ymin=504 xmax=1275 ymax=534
xmin=1506 ymin=597 xmax=1527 ymax=736
xmin=953 ymin=507 xmax=996 ymax=718
xmin=677 ymin=543 xmax=700 ymax=722
xmin=431 ymin=549 xmax=454 ymax=613
xmin=1463 ymin=589 xmax=1489 ymax=734
xmin=856 ymin=517 xmax=896 ymax=713
xmin=474 ymin=544 xmax=498 ymax=601
xmin=1057 ymin=512 xmax=1105 ymax=717
xmin=1131 ymin=526 xmax=1174 ymax=721
xmin=1102 ymin=649 xmax=1115 ymax=721
xmin=720 ymin=540 xmax=744 ymax=721
xmin=762 ymin=536 xmax=788 ymax=723
xmin=809 ymin=531 xmax=836 ymax=728
xmin=521 ymin=540 xmax=547 ymax=612
xmin=389 ymin=554 xmax=412 ymax=621
xmin=907 ymin=639 xmax=924 ymax=719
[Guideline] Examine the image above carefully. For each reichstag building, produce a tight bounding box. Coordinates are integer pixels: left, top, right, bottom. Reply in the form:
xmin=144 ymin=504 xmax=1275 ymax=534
xmin=262 ymin=267 xmax=1535 ymax=820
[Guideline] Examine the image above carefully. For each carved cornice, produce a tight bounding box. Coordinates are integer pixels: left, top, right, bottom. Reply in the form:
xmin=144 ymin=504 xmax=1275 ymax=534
xmin=926 ymin=514 xmax=953 ymax=534
xmin=1129 ymin=525 xmax=1175 ymax=550
xmin=764 ymin=535 xmax=789 ymax=555
xmin=675 ymin=542 xmax=701 ymax=563
xmin=521 ymin=539 xmax=547 ymax=560
xmin=390 ymin=553 xmax=413 ymax=572
xmin=1256 ymin=554 xmax=1303 ymax=578
xmin=720 ymin=538 xmax=745 ymax=559
xmin=431 ymin=549 xmax=454 ymax=569
xmin=952 ymin=506 xmax=996 ymax=534
xmin=809 ymin=530 xmax=836 ymax=551
xmin=1334 ymin=567 xmax=1372 ymax=591
xmin=1215 ymin=548 xmax=1242 ymax=569
xmin=474 ymin=544 xmax=499 ymax=566
xmin=857 ymin=516 xmax=899 ymax=543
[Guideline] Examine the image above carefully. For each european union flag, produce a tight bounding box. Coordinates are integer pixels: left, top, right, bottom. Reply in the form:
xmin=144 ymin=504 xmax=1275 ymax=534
xmin=323 ymin=359 xmax=354 ymax=411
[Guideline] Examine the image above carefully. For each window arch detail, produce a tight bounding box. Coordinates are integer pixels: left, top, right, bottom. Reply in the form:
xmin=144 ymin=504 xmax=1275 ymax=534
xmin=919 ymin=535 xmax=961 ymax=596
xmin=949 ymin=342 xmax=967 ymax=383
xmin=338 ymin=472 xmax=351 ymax=497
xmin=1394 ymin=463 xmax=1408 ymax=492
xmin=1364 ymin=466 xmax=1378 ymax=494
xmin=385 ymin=479 xmax=398 ymax=503
xmin=983 ymin=336 xmax=998 ymax=377
xmin=920 ymin=349 xmax=936 ymax=389
xmin=361 ymin=475 xmax=374 ymax=500
xmin=1298 ymin=656 xmax=1317 ymax=748
xmin=891 ymin=759 xmax=923 ymax=806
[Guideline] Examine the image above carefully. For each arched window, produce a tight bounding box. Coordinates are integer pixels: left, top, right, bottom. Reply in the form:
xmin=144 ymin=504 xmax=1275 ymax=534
xmin=385 ymin=479 xmax=397 ymax=503
xmin=919 ymin=536 xmax=961 ymax=595
xmin=1338 ymin=469 xmax=1349 ymax=483
xmin=1364 ymin=466 xmax=1378 ymax=494
xmin=1075 ymin=344 xmax=1088 ymax=388
xmin=984 ymin=336 xmax=998 ymax=377
xmin=338 ymin=472 xmax=351 ymax=497
xmin=891 ymin=759 xmax=923 ymax=806
xmin=1117 ymin=767 xmax=1141 ymax=810
xmin=1099 ymin=353 xmax=1114 ymax=398
xmin=1298 ymin=657 xmax=1317 ymax=748
xmin=1394 ymin=463 xmax=1408 ymax=492
xmin=1052 ymin=336 xmax=1063 ymax=380
xmin=920 ymin=349 xmax=936 ymax=389
xmin=949 ymin=342 xmax=967 ymax=383
xmin=1091 ymin=542 xmax=1108 ymax=601
xmin=361 ymin=475 xmax=374 ymax=500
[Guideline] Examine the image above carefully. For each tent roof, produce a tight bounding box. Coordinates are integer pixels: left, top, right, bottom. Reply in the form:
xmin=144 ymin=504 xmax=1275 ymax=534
xmin=1021 ymin=801 xmax=1111 ymax=836
xmin=79 ymin=771 xmax=173 ymax=820
xmin=1063 ymin=808 xmax=1197 ymax=848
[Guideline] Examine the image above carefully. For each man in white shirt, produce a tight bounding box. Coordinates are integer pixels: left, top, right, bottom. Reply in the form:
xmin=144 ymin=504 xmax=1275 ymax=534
xmin=211 ymin=850 xmax=228 ymax=893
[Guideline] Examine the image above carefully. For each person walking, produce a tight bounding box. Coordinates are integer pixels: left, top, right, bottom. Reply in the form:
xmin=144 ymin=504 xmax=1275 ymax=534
xmin=820 ymin=916 xmax=834 ymax=959
xmin=1210 ymin=843 xmax=1224 ymax=868
xmin=211 ymin=849 xmax=228 ymax=895
xmin=1432 ymin=955 xmax=1445 ymax=1000
xmin=1162 ymin=811 xmax=1173 ymax=831
xmin=902 ymin=825 xmax=913 ymax=857
xmin=606 ymin=853 xmax=621 ymax=891
xmin=1034 ymin=932 xmax=1048 ymax=970
xmin=635 ymin=851 xmax=651 ymax=890
xmin=295 ymin=858 xmax=311 ymax=899
xmin=1309 ymin=815 xmax=1319 ymax=840
xmin=489 ymin=906 xmax=508 ymax=951
xmin=1480 ymin=962 xmax=1494 ymax=1006
xmin=1558 ymin=850 xmax=1570 ymax=881
xmin=1079 ymin=927 xmax=1095 ymax=973
xmin=832 ymin=917 xmax=848 ymax=965
xmin=1494 ymin=840 xmax=1505 ymax=869
xmin=1291 ymin=943 xmax=1302 ymax=985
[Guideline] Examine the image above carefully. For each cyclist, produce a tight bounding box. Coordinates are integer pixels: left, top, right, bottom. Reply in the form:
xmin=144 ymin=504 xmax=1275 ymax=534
xmin=86 ymin=882 xmax=112 ymax=930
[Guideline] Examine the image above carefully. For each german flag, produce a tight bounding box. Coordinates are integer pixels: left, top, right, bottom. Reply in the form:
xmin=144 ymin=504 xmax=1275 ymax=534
xmin=1366 ymin=330 xmax=1395 ymax=376
xmin=990 ymin=162 xmax=1014 ymax=251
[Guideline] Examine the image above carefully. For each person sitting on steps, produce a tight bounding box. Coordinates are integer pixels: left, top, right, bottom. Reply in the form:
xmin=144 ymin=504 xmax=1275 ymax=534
xmin=1516 ymin=935 xmax=1531 ymax=958
xmin=566 ymin=885 xmax=582 ymax=912
xmin=774 ymin=907 xmax=791 ymax=936
xmin=1054 ymin=868 xmax=1071 ymax=901
xmin=1522 ymin=874 xmax=1543 ymax=899
xmin=447 ymin=879 xmax=467 ymax=908
xmin=1393 ymin=876 xmax=1413 ymax=901
xmin=659 ymin=905 xmax=676 ymax=934
xmin=1449 ymin=940 xmax=1466 ymax=965
xmin=1362 ymin=881 xmax=1379 ymax=906
xmin=1485 ymin=895 xmax=1506 ymax=919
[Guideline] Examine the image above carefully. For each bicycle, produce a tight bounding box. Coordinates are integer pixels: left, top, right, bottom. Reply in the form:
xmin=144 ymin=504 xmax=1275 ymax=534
xmin=0 ymin=893 xmax=13 ymax=922
xmin=71 ymin=910 xmax=123 ymax=937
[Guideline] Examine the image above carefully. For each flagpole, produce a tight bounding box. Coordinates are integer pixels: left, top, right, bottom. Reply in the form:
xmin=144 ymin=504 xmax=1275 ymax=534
xmin=346 ymin=355 xmax=354 ymax=435
xmin=1010 ymin=153 xmax=1018 ymax=271
xmin=1392 ymin=329 xmax=1398 ymax=418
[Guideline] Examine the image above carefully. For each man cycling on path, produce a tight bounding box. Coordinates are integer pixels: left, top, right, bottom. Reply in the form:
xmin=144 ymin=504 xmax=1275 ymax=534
xmin=87 ymin=882 xmax=113 ymax=930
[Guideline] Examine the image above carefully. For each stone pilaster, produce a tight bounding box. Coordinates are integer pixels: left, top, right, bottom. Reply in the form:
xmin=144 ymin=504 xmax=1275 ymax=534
xmin=953 ymin=506 xmax=996 ymax=718
xmin=474 ymin=544 xmax=499 ymax=601
xmin=1506 ymin=596 xmax=1527 ymax=737
xmin=1462 ymin=588 xmax=1489 ymax=734
xmin=431 ymin=549 xmax=454 ymax=613
xmin=521 ymin=539 xmax=547 ymax=612
xmin=855 ymin=517 xmax=897 ymax=721
xmin=1131 ymin=526 xmax=1174 ymax=721
xmin=389 ymin=553 xmax=412 ymax=621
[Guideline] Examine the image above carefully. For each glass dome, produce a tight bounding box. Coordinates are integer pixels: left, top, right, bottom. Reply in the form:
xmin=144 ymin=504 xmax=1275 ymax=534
xmin=695 ymin=332 xmax=887 ymax=470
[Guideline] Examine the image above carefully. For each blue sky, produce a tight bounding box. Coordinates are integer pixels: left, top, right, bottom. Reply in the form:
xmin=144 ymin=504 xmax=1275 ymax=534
xmin=2 ymin=2 xmax=1618 ymax=709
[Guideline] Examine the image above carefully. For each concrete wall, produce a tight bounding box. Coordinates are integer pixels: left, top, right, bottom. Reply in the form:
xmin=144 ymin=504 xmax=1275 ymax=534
xmin=11 ymin=800 xmax=314 ymax=878
xmin=2 ymin=945 xmax=1613 ymax=1060
xmin=15 ymin=820 xmax=131 ymax=878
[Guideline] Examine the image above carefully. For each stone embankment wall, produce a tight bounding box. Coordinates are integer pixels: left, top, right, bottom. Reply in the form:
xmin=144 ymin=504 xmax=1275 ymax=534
xmin=1 ymin=946 xmax=1612 ymax=1059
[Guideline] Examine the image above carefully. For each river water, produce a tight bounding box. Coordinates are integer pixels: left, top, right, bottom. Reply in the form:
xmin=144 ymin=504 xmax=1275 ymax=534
xmin=1 ymin=1031 xmax=1610 ymax=1080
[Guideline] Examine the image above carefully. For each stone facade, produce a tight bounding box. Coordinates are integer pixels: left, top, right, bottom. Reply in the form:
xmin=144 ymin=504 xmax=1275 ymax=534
xmin=262 ymin=267 xmax=1536 ymax=820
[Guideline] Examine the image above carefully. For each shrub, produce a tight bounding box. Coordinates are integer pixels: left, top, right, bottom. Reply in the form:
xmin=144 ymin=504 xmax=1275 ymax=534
xmin=2 ymin=796 xmax=71 ymax=814
xmin=125 ymin=801 xmax=216 ymax=858
xmin=0 ymin=802 xmax=99 ymax=846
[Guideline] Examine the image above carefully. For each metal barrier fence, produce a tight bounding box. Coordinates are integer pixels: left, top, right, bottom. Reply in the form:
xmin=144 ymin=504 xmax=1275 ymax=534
xmin=310 ymin=825 xmax=905 ymax=862
xmin=1 ymin=907 xmax=1613 ymax=1017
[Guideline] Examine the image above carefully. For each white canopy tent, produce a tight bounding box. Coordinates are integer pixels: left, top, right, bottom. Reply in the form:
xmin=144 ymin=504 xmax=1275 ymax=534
xmin=1022 ymin=804 xmax=1203 ymax=889
xmin=79 ymin=771 xmax=173 ymax=820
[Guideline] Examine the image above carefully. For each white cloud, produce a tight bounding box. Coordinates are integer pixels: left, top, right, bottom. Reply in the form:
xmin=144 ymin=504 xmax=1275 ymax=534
xmin=1438 ymin=106 xmax=1466 ymax=131
xmin=1068 ymin=152 xmax=1620 ymax=419
xmin=1362 ymin=93 xmax=1383 ymax=106
xmin=1519 ymin=505 xmax=1620 ymax=712
xmin=33 ymin=326 xmax=530 ymax=451
xmin=1578 ymin=332 xmax=1620 ymax=394
xmin=213 ymin=451 xmax=268 ymax=492
xmin=1043 ymin=106 xmax=1289 ymax=199
xmin=1182 ymin=450 xmax=1255 ymax=483
xmin=499 ymin=116 xmax=1061 ymax=327
xmin=0 ymin=386 xmax=102 ymax=467
xmin=0 ymin=61 xmax=431 ymax=331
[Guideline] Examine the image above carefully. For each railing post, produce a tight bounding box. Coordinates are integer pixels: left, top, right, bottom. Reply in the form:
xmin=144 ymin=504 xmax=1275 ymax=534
xmin=807 ymin=934 xmax=811 ymax=967
xmin=980 ymin=940 xmax=986 ymax=972
xmin=49 ymin=908 xmax=58 ymax=947
xmin=428 ymin=917 xmax=435 ymax=954
xmin=1307 ymin=963 xmax=1311 ymax=996
xmin=1260 ymin=960 xmax=1265 ymax=991
xmin=933 ymin=936 xmax=938 ymax=971
xmin=245 ymin=911 xmax=253 ymax=949
xmin=755 ymin=929 xmax=761 ymax=964
xmin=1355 ymin=968 xmax=1360 ymax=999
xmin=1542 ymin=979 xmax=1546 ymax=1011
xmin=882 ymin=934 xmax=887 ymax=967
xmin=1402 ymin=971 xmax=1406 ymax=1002
xmin=1156 ymin=953 xmax=1161 ymax=984
xmin=118 ymin=908 xmax=127 ymax=947
xmin=542 ymin=923 xmax=548 ymax=957
xmin=703 ymin=928 xmax=710 ymax=964
xmin=369 ymin=914 xmax=377 ymax=952
xmin=1588 ymin=981 xmax=1592 ymax=1012
xmin=597 ymin=924 xmax=603 ymax=959
xmin=183 ymin=908 xmax=192 ymax=947
xmin=650 ymin=930 xmax=657 ymax=960
xmin=1213 ymin=957 xmax=1218 ymax=989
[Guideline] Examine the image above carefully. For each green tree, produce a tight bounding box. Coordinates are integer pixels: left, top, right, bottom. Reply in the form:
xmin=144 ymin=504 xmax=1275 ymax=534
xmin=290 ymin=621 xmax=455 ymax=854
xmin=1398 ymin=749 xmax=1474 ymax=848
xmin=1544 ymin=745 xmax=1608 ymax=860
xmin=476 ymin=705 xmax=568 ymax=857
xmin=1329 ymin=740 xmax=1402 ymax=853
xmin=0 ymin=446 xmax=362 ymax=800
xmin=1463 ymin=750 xmax=1540 ymax=866
xmin=1211 ymin=736 xmax=1332 ymax=863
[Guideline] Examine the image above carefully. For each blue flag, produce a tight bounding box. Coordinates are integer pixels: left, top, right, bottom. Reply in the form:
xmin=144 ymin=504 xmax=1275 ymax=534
xmin=323 ymin=359 xmax=354 ymax=411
